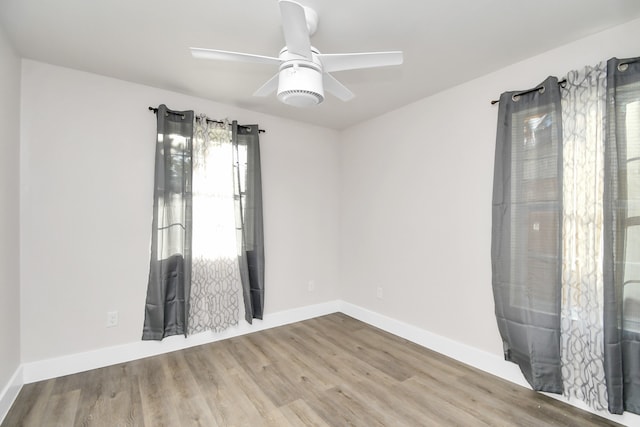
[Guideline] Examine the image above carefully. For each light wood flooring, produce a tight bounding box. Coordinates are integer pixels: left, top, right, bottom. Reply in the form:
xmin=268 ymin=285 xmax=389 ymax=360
xmin=2 ymin=313 xmax=621 ymax=426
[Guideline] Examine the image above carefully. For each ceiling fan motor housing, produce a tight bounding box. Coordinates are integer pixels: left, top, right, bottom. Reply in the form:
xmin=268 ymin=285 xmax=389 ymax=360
xmin=277 ymin=61 xmax=324 ymax=107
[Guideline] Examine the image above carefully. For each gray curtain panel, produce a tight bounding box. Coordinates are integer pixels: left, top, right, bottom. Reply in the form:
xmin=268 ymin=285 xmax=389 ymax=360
xmin=603 ymin=56 xmax=640 ymax=415
xmin=142 ymin=105 xmax=194 ymax=340
xmin=232 ymin=121 xmax=265 ymax=322
xmin=492 ymin=77 xmax=564 ymax=392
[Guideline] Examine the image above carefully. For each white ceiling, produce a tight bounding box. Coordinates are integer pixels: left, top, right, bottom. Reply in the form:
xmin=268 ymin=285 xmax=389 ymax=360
xmin=2 ymin=0 xmax=640 ymax=130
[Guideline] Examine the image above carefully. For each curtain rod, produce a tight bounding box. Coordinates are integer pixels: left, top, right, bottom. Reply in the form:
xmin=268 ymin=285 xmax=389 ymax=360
xmin=148 ymin=107 xmax=266 ymax=133
xmin=490 ymin=57 xmax=640 ymax=105
xmin=490 ymin=79 xmax=566 ymax=105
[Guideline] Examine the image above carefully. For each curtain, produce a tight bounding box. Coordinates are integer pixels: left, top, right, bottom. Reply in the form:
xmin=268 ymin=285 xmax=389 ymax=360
xmin=188 ymin=117 xmax=242 ymax=334
xmin=232 ymin=121 xmax=265 ymax=322
xmin=142 ymin=109 xmax=265 ymax=337
xmin=143 ymin=105 xmax=194 ymax=340
xmin=603 ymin=56 xmax=640 ymax=415
xmin=493 ymin=56 xmax=640 ymax=415
xmin=492 ymin=77 xmax=564 ymax=392
xmin=559 ymin=62 xmax=607 ymax=410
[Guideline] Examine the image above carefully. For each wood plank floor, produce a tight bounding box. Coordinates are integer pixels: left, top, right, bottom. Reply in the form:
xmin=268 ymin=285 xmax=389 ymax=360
xmin=2 ymin=313 xmax=620 ymax=426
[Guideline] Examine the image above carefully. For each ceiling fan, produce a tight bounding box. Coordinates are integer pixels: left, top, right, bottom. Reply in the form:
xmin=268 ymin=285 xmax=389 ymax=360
xmin=190 ymin=0 xmax=403 ymax=107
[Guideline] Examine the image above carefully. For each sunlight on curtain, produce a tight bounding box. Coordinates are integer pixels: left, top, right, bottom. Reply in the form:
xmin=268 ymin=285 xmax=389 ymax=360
xmin=155 ymin=134 xmax=189 ymax=261
xmin=188 ymin=117 xmax=242 ymax=333
xmin=143 ymin=106 xmax=194 ymax=340
xmin=623 ymin=99 xmax=640 ymax=331
xmin=232 ymin=122 xmax=265 ymax=322
xmin=560 ymin=62 xmax=608 ymax=410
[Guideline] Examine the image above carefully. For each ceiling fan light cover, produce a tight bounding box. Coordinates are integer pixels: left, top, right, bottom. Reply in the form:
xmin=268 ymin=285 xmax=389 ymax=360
xmin=277 ymin=63 xmax=324 ymax=107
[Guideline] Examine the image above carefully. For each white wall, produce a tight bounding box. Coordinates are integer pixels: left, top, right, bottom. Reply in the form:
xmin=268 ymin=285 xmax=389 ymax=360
xmin=339 ymin=18 xmax=640 ymax=355
xmin=19 ymin=60 xmax=341 ymax=363
xmin=0 ymin=24 xmax=21 ymax=398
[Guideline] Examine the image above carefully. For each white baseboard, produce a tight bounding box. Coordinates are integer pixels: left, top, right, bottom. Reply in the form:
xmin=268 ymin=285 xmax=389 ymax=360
xmin=0 ymin=365 xmax=23 ymax=424
xmin=21 ymin=300 xmax=341 ymax=384
xmin=6 ymin=299 xmax=640 ymax=426
xmin=338 ymin=301 xmax=640 ymax=427
xmin=337 ymin=301 xmax=529 ymax=387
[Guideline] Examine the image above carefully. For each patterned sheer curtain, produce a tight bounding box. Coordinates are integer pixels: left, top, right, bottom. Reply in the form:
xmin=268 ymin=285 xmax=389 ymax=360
xmin=189 ymin=116 xmax=242 ymax=333
xmin=559 ymin=62 xmax=607 ymax=410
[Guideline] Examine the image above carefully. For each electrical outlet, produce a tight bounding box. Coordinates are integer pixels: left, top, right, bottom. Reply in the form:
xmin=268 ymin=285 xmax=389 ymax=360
xmin=376 ymin=287 xmax=383 ymax=299
xmin=106 ymin=311 xmax=118 ymax=328
xmin=308 ymin=280 xmax=316 ymax=292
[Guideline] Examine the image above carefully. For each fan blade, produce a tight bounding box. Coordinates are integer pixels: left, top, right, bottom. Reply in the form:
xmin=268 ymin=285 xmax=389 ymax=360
xmin=253 ymin=73 xmax=280 ymax=97
xmin=279 ymin=0 xmax=311 ymax=58
xmin=323 ymin=73 xmax=355 ymax=102
xmin=190 ymin=47 xmax=281 ymax=65
xmin=317 ymin=51 xmax=403 ymax=73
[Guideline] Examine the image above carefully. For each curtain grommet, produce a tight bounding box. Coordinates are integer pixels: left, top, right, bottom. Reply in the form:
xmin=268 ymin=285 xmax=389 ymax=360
xmin=618 ymin=62 xmax=629 ymax=72
xmin=538 ymin=86 xmax=545 ymax=94
xmin=512 ymin=94 xmax=521 ymax=102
